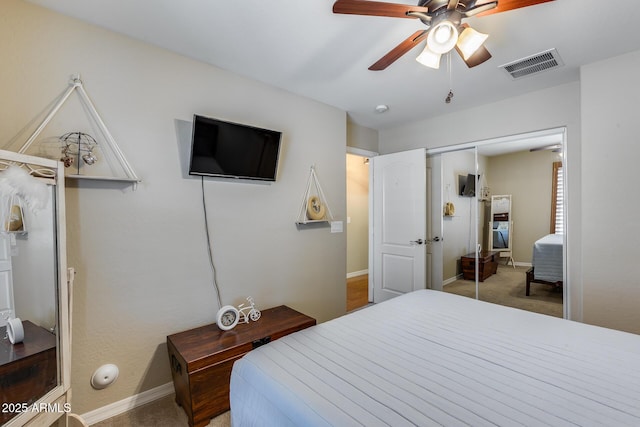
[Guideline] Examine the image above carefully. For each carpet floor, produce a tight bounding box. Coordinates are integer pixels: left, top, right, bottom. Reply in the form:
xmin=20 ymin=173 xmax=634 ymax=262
xmin=90 ymin=395 xmax=229 ymax=426
xmin=443 ymin=264 xmax=563 ymax=318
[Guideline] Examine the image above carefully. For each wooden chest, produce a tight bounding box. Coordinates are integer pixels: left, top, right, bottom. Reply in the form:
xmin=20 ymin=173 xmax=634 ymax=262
xmin=167 ymin=305 xmax=316 ymax=427
xmin=0 ymin=320 xmax=57 ymax=424
xmin=461 ymin=251 xmax=499 ymax=282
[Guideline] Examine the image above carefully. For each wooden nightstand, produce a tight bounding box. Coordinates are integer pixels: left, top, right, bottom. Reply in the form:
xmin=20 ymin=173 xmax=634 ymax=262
xmin=167 ymin=305 xmax=316 ymax=427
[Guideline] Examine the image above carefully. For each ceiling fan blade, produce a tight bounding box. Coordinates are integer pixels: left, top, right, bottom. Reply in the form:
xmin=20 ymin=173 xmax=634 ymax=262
xmin=369 ymin=30 xmax=428 ymax=71
xmin=333 ymin=0 xmax=430 ymax=19
xmin=474 ymin=0 xmax=554 ymax=17
xmin=455 ymin=43 xmax=492 ymax=68
xmin=463 ymin=1 xmax=498 ymax=17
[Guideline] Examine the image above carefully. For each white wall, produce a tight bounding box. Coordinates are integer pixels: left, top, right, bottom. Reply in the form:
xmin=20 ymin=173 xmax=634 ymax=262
xmin=2 ymin=0 xmax=347 ymax=414
xmin=580 ymin=49 xmax=640 ymax=334
xmin=380 ymin=82 xmax=583 ymax=321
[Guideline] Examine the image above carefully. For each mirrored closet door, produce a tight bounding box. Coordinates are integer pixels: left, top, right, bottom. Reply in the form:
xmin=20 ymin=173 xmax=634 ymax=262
xmin=436 ymin=128 xmax=566 ymax=318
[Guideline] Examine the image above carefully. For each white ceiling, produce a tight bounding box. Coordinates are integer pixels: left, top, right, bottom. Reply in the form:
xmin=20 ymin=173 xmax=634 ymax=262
xmin=25 ymin=0 xmax=640 ymax=131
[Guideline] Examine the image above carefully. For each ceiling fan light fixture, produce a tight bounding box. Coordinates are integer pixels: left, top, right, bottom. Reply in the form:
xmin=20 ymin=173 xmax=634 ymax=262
xmin=426 ymin=21 xmax=459 ymax=54
xmin=416 ymin=45 xmax=441 ymax=69
xmin=456 ymin=26 xmax=489 ymax=60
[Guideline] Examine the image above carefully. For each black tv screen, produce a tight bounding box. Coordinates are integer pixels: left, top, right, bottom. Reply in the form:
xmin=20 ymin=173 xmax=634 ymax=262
xmin=189 ymin=115 xmax=282 ymax=181
xmin=459 ymin=173 xmax=477 ymax=197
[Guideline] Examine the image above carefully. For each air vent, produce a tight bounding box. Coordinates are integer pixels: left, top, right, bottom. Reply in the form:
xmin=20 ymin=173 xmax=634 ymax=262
xmin=500 ymin=48 xmax=563 ymax=79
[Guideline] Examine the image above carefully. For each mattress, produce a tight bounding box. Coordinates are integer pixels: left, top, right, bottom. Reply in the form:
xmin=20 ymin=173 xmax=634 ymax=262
xmin=532 ymin=233 xmax=563 ymax=282
xmin=230 ymin=290 xmax=640 ymax=426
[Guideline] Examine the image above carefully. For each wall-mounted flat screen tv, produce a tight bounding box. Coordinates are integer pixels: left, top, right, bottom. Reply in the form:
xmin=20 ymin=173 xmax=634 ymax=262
xmin=188 ymin=114 xmax=282 ymax=181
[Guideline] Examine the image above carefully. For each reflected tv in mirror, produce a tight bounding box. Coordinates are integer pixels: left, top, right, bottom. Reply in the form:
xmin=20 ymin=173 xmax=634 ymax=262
xmin=459 ymin=174 xmax=477 ymax=197
xmin=189 ymin=115 xmax=282 ymax=181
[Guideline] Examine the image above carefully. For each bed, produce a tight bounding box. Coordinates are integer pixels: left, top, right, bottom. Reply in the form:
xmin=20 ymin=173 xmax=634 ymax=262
xmin=526 ymin=234 xmax=563 ymax=296
xmin=230 ymin=290 xmax=640 ymax=426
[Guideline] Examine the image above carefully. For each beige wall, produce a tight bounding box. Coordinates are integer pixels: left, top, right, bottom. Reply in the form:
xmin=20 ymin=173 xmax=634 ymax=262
xmin=486 ymin=150 xmax=560 ymax=264
xmin=346 ymin=120 xmax=376 ymax=277
xmin=347 ymin=118 xmax=379 ymax=153
xmin=3 ymin=0 xmax=347 ymax=414
xmin=346 ymin=154 xmax=369 ymax=275
xmin=581 ymin=49 xmax=640 ymax=334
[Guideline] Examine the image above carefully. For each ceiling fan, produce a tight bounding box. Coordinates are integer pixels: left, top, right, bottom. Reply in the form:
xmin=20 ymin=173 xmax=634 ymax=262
xmin=332 ymin=0 xmax=554 ymax=70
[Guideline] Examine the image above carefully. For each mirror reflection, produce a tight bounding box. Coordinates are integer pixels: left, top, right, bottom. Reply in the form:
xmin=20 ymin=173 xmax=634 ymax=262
xmin=489 ymin=194 xmax=513 ymax=266
xmin=492 ymin=221 xmax=510 ymax=248
xmin=0 ymin=164 xmax=59 ymax=424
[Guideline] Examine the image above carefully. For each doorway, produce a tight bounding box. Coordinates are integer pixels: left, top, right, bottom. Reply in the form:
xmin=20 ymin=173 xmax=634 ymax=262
xmin=346 ymin=148 xmax=376 ymax=311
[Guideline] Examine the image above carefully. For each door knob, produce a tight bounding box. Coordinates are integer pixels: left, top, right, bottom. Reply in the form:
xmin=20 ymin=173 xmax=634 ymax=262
xmin=428 ymin=236 xmax=442 ymax=243
xmin=410 ymin=239 xmax=424 ymax=245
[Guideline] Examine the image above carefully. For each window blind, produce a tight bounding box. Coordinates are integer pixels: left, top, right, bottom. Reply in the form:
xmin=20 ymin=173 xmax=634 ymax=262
xmin=552 ymin=162 xmax=563 ymax=234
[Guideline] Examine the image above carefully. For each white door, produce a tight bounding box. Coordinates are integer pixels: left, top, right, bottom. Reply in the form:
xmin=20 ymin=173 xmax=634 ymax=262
xmin=0 ymin=234 xmax=15 ymax=325
xmin=371 ymin=149 xmax=427 ymax=303
xmin=426 ymin=154 xmax=444 ymax=291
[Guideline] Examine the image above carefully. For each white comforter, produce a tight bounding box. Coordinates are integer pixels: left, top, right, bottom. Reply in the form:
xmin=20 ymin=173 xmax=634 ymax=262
xmin=230 ymin=290 xmax=640 ymax=426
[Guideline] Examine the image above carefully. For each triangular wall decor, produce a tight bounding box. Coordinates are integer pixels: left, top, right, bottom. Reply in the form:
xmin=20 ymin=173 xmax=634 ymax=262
xmin=296 ymin=166 xmax=334 ymax=225
xmin=10 ymin=75 xmax=140 ymax=187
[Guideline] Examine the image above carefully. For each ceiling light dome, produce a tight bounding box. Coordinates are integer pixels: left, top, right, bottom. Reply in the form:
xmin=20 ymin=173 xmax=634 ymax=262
xmin=416 ymin=45 xmax=441 ymax=69
xmin=456 ymin=26 xmax=489 ymax=60
xmin=427 ymin=21 xmax=459 ymax=54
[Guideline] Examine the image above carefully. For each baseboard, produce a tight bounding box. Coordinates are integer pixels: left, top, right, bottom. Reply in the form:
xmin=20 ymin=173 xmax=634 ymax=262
xmin=81 ymin=382 xmax=174 ymax=425
xmin=443 ymin=274 xmax=463 ymax=286
xmin=514 ymin=261 xmax=532 ymax=267
xmin=347 ymin=269 xmax=368 ymax=279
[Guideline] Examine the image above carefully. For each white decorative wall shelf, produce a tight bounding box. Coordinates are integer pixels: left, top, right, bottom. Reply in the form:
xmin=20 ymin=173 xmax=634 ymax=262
xmin=296 ymin=166 xmax=334 ymax=225
xmin=12 ymin=75 xmax=140 ymax=188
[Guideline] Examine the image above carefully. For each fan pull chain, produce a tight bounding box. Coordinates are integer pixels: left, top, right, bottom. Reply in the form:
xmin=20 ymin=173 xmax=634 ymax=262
xmin=445 ymin=52 xmax=454 ymax=104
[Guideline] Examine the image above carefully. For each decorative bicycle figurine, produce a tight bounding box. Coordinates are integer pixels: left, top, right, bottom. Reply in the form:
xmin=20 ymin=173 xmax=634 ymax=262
xmin=216 ymin=296 xmax=261 ymax=331
xmin=238 ymin=296 xmax=261 ymax=323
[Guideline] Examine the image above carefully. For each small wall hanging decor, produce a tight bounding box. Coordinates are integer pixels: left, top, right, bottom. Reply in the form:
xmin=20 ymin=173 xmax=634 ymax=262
xmin=296 ymin=166 xmax=334 ymax=225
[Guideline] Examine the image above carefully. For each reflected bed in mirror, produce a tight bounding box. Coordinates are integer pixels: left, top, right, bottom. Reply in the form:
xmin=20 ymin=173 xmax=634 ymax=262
xmin=492 ymin=221 xmax=510 ymax=249
xmin=0 ymin=149 xmax=70 ymax=426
